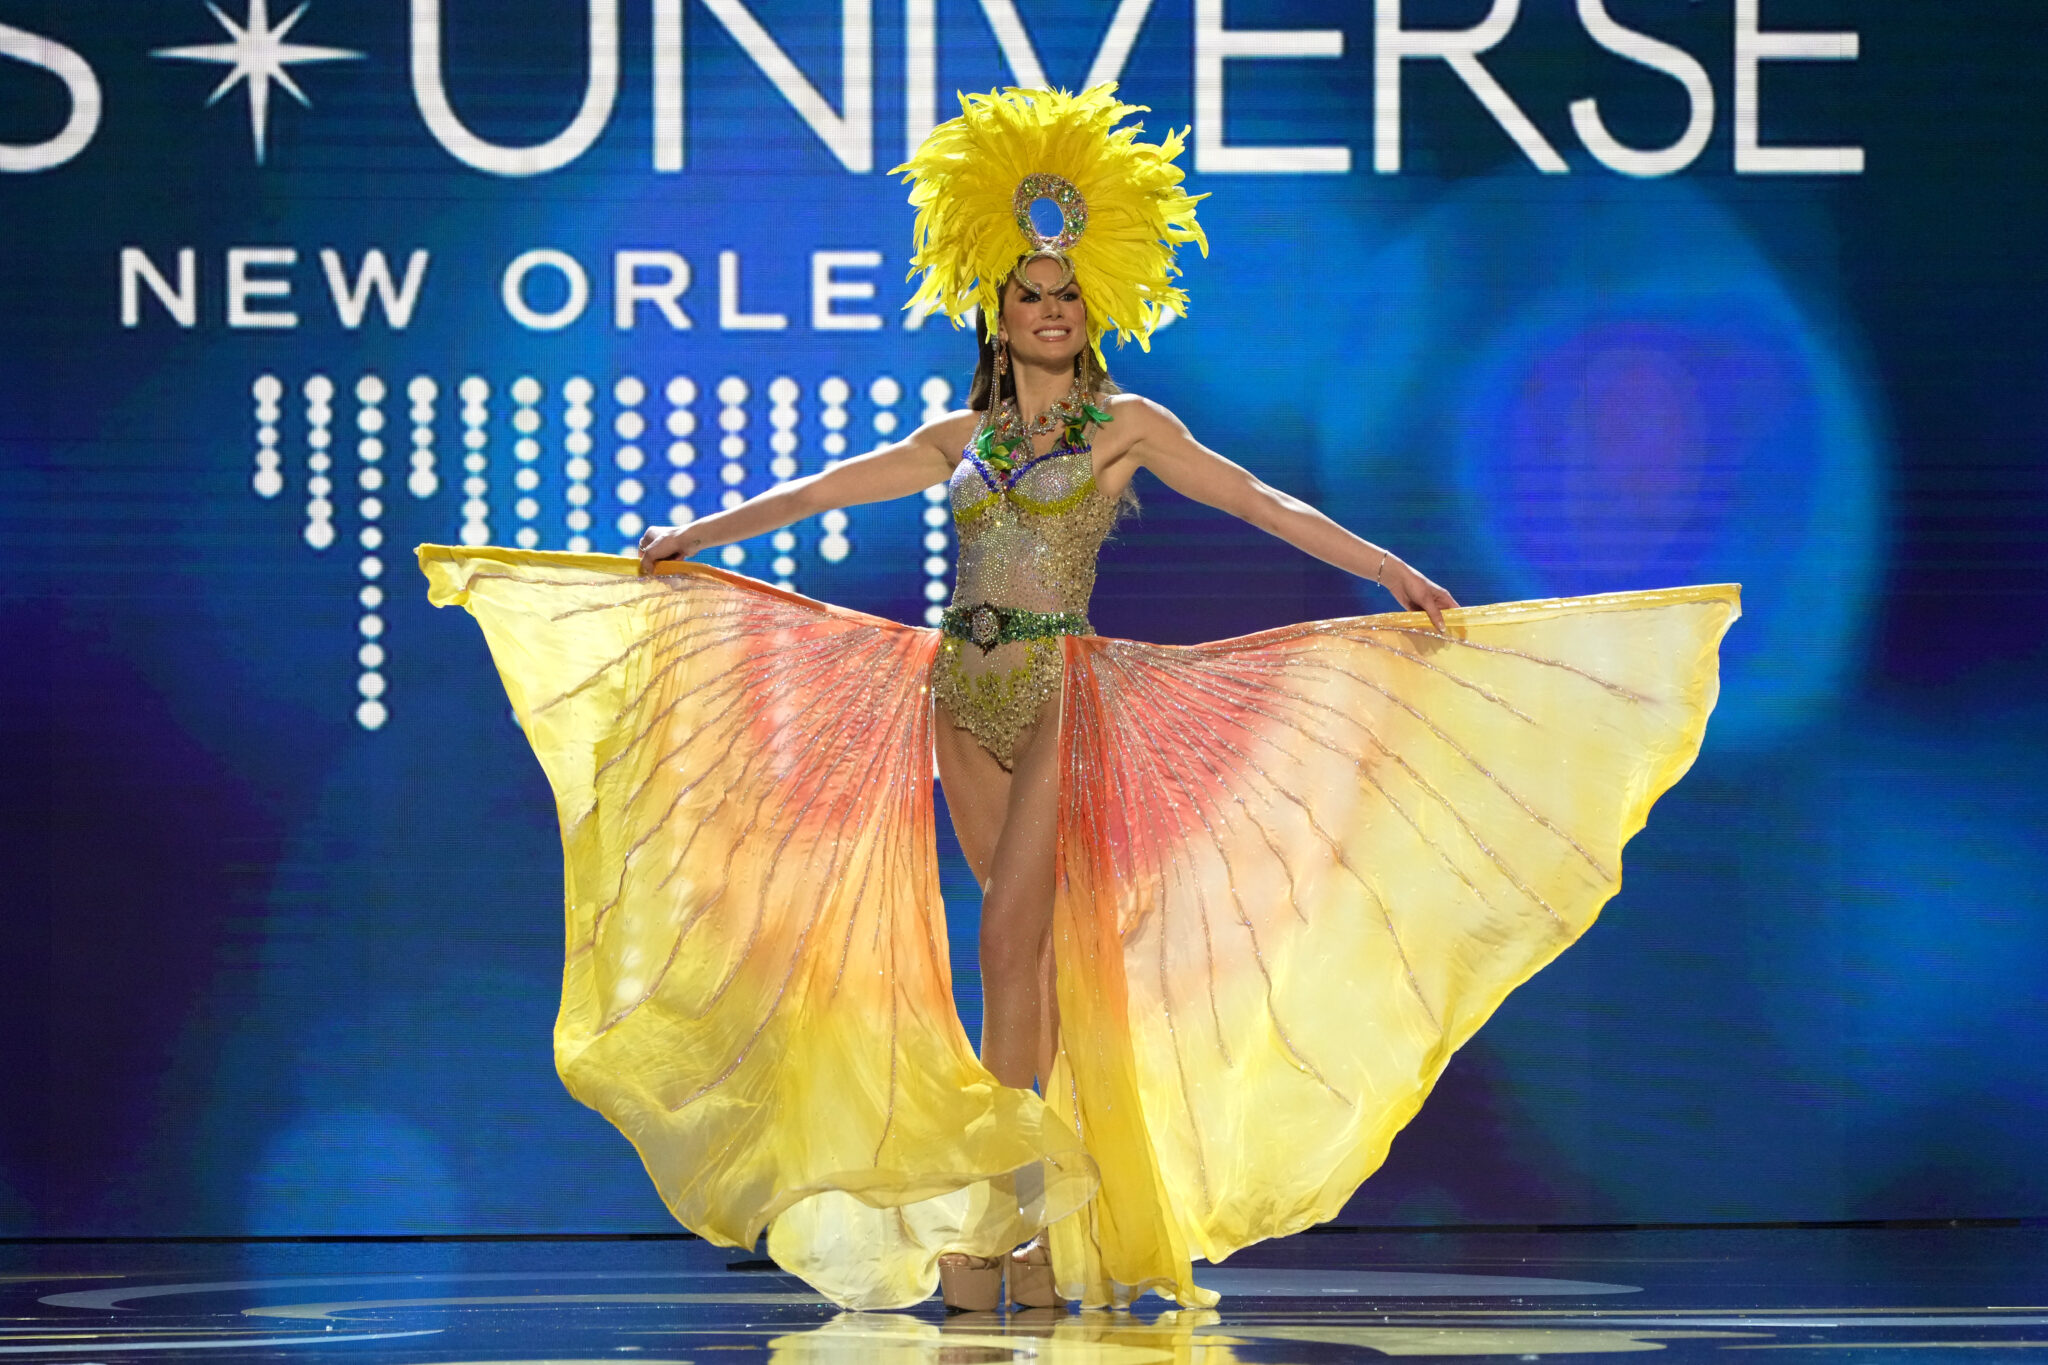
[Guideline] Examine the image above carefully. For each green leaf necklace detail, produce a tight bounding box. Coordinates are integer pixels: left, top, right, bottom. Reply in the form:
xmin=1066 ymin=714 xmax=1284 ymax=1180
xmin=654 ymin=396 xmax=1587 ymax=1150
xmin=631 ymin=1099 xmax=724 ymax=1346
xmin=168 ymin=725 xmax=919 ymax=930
xmin=973 ymin=377 xmax=1112 ymax=474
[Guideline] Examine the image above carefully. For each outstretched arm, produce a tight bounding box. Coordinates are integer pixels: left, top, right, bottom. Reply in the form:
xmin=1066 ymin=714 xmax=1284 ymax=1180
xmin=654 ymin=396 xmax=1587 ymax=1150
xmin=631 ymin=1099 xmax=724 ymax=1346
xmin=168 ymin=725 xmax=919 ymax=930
xmin=1123 ymin=397 xmax=1460 ymax=630
xmin=637 ymin=415 xmax=965 ymax=572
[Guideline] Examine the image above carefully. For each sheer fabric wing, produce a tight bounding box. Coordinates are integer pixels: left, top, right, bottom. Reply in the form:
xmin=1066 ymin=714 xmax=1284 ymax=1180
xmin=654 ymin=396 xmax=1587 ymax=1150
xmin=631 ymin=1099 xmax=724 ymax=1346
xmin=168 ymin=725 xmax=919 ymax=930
xmin=1049 ymin=585 xmax=1739 ymax=1303
xmin=420 ymin=547 xmax=1094 ymax=1309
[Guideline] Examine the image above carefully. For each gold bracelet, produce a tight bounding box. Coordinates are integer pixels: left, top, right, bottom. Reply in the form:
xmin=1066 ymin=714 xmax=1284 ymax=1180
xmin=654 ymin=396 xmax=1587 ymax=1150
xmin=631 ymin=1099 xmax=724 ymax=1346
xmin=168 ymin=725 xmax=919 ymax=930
xmin=1374 ymin=549 xmax=1388 ymax=585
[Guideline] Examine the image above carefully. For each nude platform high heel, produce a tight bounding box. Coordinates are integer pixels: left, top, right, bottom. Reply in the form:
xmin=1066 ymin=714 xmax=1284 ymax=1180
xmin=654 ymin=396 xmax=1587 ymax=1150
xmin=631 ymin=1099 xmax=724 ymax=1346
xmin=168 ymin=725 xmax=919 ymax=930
xmin=937 ymin=1252 xmax=1003 ymax=1313
xmin=1007 ymin=1237 xmax=1061 ymax=1310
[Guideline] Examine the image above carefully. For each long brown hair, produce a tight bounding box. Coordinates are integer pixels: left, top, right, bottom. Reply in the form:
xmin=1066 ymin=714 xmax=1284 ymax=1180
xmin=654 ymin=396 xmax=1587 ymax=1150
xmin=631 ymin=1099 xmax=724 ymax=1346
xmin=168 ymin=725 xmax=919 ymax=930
xmin=966 ymin=298 xmax=1119 ymax=411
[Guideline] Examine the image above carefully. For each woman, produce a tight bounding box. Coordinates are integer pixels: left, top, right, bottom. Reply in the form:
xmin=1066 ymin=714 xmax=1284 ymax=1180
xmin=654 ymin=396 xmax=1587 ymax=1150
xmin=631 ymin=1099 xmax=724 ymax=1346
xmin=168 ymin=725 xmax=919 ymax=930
xmin=421 ymin=86 xmax=1736 ymax=1315
xmin=632 ymin=250 xmax=1458 ymax=1311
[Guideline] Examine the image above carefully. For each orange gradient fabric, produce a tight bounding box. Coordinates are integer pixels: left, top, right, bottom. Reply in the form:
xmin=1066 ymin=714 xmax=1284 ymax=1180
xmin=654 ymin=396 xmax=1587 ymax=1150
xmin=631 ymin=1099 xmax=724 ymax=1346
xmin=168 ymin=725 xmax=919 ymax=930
xmin=421 ymin=545 xmax=1738 ymax=1311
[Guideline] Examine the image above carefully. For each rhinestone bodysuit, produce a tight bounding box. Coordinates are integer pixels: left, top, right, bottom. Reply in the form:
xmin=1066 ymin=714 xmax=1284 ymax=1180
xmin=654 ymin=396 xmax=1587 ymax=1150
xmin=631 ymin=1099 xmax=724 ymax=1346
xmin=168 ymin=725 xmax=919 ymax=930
xmin=934 ymin=433 xmax=1121 ymax=769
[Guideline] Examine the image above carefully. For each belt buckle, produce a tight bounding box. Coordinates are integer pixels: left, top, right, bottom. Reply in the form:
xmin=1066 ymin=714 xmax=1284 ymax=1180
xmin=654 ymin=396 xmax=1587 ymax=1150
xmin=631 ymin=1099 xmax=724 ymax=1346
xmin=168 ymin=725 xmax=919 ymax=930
xmin=966 ymin=603 xmax=1003 ymax=652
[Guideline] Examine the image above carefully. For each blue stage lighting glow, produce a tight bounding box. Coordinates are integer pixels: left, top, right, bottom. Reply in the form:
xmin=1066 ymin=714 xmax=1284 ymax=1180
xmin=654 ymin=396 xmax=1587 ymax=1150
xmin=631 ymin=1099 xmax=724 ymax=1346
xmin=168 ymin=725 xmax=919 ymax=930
xmin=1313 ymin=178 xmax=1883 ymax=750
xmin=246 ymin=1110 xmax=463 ymax=1234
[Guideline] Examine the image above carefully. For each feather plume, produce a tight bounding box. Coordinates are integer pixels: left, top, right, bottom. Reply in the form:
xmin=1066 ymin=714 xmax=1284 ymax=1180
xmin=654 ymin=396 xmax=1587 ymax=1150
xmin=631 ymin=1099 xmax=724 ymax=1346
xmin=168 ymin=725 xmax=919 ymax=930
xmin=892 ymin=85 xmax=1208 ymax=362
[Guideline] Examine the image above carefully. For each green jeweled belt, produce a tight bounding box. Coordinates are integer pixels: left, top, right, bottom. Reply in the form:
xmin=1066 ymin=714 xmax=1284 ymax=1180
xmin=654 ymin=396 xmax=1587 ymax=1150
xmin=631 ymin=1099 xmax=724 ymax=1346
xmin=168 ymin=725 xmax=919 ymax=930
xmin=940 ymin=602 xmax=1092 ymax=654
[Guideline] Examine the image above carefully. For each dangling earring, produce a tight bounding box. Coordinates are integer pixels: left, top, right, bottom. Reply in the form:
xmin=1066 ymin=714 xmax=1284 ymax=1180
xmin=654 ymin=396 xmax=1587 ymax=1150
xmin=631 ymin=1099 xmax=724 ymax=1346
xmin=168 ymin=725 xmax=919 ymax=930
xmin=993 ymin=331 xmax=1010 ymax=395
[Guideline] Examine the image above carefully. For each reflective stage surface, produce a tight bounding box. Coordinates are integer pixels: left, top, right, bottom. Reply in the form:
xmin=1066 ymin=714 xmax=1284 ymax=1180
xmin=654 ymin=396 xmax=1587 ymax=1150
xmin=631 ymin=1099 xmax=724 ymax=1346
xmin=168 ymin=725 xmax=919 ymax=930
xmin=3 ymin=1225 xmax=2043 ymax=1361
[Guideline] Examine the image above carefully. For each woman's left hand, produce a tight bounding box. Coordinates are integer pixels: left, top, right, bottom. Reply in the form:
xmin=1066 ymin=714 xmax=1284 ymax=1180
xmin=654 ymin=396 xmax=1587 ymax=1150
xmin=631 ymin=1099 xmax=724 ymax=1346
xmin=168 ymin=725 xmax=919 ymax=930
xmin=637 ymin=524 xmax=701 ymax=573
xmin=1382 ymin=559 xmax=1459 ymax=632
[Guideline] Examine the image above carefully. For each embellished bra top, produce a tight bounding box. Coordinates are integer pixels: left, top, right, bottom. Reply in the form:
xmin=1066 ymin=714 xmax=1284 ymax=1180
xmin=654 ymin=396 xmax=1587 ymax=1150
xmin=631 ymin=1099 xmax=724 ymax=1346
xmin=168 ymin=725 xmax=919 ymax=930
xmin=947 ymin=439 xmax=1121 ymax=618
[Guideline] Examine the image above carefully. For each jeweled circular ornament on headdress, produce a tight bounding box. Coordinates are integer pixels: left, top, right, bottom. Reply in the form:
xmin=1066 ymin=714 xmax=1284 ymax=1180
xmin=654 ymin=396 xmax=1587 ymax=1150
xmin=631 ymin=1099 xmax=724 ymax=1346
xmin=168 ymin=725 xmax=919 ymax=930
xmin=892 ymin=84 xmax=1209 ymax=363
xmin=1012 ymin=172 xmax=1088 ymax=252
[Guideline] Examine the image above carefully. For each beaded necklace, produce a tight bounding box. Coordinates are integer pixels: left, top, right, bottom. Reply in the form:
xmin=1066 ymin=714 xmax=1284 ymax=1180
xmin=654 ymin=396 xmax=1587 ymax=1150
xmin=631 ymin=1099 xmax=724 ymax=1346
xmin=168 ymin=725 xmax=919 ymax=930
xmin=973 ymin=378 xmax=1113 ymax=474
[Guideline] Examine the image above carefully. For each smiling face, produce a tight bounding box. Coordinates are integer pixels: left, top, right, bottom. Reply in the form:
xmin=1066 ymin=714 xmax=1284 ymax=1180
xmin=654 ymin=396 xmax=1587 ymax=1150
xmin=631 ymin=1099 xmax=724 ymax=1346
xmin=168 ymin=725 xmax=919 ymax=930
xmin=998 ymin=255 xmax=1089 ymax=370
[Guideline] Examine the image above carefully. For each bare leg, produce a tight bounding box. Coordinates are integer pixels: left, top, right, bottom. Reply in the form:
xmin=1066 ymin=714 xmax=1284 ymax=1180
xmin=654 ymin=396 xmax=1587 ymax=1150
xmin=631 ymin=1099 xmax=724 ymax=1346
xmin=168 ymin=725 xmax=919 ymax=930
xmin=934 ymin=700 xmax=1064 ymax=1092
xmin=933 ymin=707 xmax=1012 ymax=886
xmin=934 ymin=700 xmax=1068 ymax=1307
xmin=1035 ymin=930 xmax=1060 ymax=1092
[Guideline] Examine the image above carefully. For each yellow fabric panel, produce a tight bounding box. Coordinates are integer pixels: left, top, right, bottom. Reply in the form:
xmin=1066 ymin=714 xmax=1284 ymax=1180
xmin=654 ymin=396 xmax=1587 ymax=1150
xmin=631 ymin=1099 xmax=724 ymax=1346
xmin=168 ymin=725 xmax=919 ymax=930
xmin=422 ymin=545 xmax=1735 ymax=1312
xmin=421 ymin=547 xmax=1097 ymax=1310
xmin=1049 ymin=586 xmax=1739 ymax=1304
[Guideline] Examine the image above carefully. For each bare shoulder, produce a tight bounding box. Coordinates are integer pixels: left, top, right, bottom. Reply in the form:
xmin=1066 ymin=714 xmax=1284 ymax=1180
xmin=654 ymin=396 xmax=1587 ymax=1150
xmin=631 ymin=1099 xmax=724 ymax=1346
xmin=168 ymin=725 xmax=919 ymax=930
xmin=913 ymin=407 xmax=982 ymax=463
xmin=1100 ymin=391 xmax=1182 ymax=442
xmin=1099 ymin=392 xmax=1191 ymax=458
xmin=1101 ymin=391 xmax=1173 ymax=423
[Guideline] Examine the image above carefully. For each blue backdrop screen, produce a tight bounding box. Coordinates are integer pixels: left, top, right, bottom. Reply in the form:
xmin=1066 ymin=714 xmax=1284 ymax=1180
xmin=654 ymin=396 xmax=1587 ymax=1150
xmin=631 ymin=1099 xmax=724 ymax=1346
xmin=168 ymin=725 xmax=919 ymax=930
xmin=4 ymin=0 xmax=2044 ymax=1235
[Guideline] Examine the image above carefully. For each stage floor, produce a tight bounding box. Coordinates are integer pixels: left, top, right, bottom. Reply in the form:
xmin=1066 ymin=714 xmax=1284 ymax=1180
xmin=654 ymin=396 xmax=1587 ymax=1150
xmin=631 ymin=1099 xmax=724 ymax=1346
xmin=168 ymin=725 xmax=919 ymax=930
xmin=3 ymin=1224 xmax=2042 ymax=1361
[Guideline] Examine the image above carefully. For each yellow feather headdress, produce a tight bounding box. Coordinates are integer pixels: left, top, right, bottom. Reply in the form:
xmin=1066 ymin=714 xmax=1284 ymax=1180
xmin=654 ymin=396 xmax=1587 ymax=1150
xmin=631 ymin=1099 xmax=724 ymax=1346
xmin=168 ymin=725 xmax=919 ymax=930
xmin=892 ymin=85 xmax=1208 ymax=363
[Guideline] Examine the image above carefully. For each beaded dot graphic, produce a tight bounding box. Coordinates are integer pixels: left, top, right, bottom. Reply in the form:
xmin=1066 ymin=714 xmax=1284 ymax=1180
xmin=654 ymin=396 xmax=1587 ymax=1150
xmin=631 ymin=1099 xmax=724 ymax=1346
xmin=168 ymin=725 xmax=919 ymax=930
xmin=614 ymin=374 xmax=647 ymax=552
xmin=920 ymin=375 xmax=954 ymax=625
xmin=768 ymin=377 xmax=801 ymax=480
xmin=456 ymin=377 xmax=490 ymax=546
xmin=817 ymin=376 xmax=852 ymax=562
xmin=252 ymin=374 xmax=284 ymax=499
xmin=255 ymin=369 xmax=963 ymax=730
xmin=665 ymin=375 xmax=698 ymax=528
xmin=717 ymin=375 xmax=749 ymax=567
xmin=407 ymin=375 xmax=439 ymax=500
xmin=354 ymin=373 xmax=389 ymax=730
xmin=870 ymin=374 xmax=902 ymax=442
xmin=509 ymin=375 xmax=542 ymax=549
xmin=303 ymin=375 xmax=336 ymax=550
xmin=562 ymin=376 xmax=595 ymax=553
xmin=767 ymin=376 xmax=801 ymax=589
xmin=818 ymin=508 xmax=850 ymax=563
xmin=819 ymin=374 xmax=850 ymax=460
xmin=872 ymin=376 xmax=904 ymax=584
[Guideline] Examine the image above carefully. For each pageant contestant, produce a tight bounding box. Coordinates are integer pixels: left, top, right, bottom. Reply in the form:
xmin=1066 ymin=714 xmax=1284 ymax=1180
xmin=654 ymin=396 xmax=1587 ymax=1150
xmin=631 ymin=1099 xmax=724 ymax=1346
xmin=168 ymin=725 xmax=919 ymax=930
xmin=422 ymin=86 xmax=1737 ymax=1313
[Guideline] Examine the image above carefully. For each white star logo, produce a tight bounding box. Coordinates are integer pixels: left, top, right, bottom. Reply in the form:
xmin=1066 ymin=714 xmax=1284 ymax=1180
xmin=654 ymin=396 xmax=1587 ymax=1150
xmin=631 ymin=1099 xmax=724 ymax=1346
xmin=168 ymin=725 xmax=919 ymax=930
xmin=154 ymin=0 xmax=362 ymax=165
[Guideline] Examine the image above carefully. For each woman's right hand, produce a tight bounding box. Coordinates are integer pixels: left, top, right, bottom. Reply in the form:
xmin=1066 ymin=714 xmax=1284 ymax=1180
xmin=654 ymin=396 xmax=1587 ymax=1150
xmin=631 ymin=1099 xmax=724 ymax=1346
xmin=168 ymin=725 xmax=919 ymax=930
xmin=637 ymin=524 xmax=699 ymax=573
xmin=1382 ymin=558 xmax=1460 ymax=633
